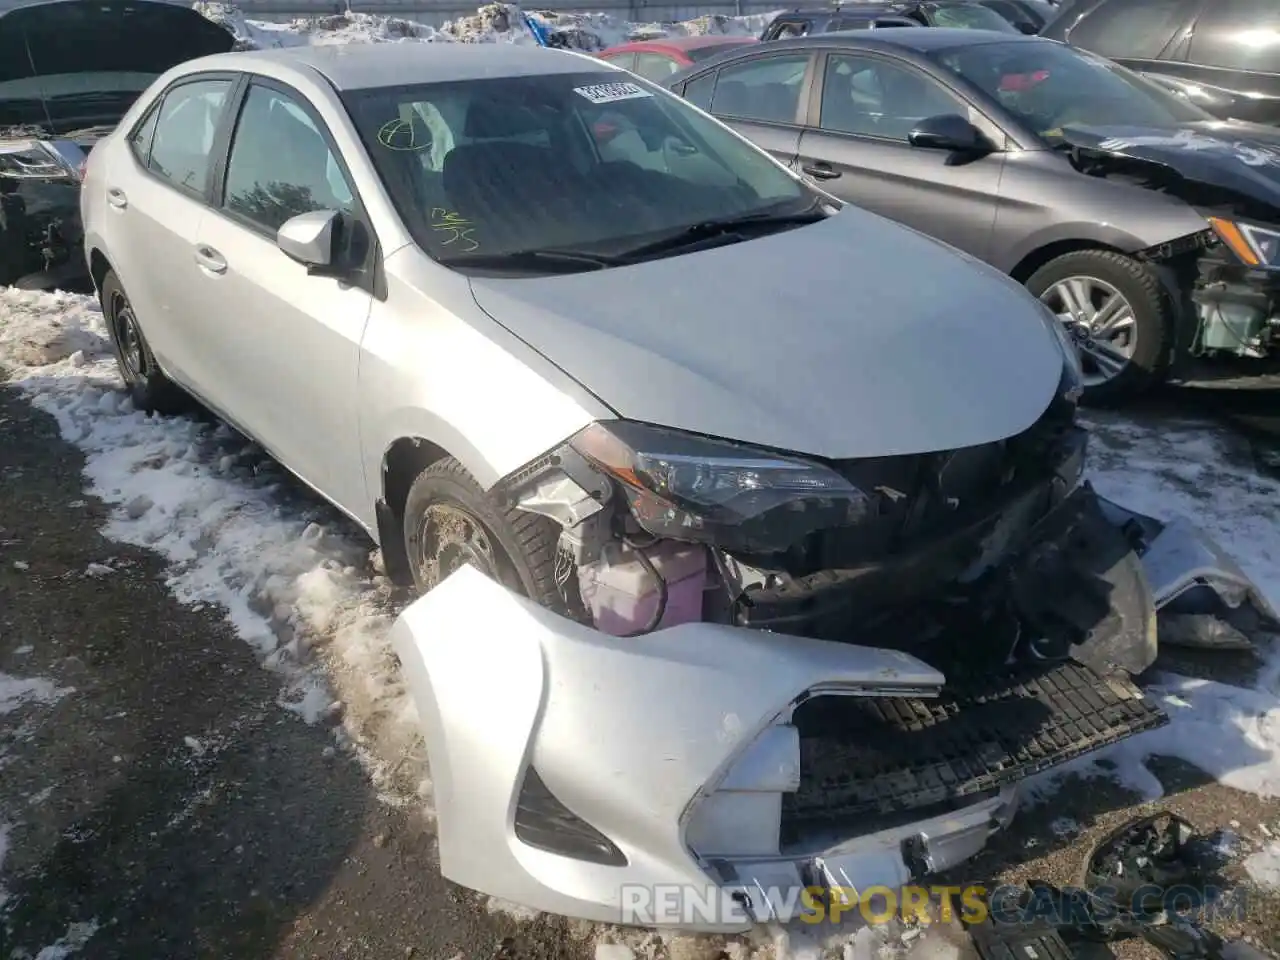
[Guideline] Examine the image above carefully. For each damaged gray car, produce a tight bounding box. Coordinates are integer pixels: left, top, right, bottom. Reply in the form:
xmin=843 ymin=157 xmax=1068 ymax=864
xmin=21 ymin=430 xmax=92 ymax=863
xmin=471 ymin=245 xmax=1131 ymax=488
xmin=664 ymin=29 xmax=1280 ymax=404
xmin=0 ymin=0 xmax=234 ymax=289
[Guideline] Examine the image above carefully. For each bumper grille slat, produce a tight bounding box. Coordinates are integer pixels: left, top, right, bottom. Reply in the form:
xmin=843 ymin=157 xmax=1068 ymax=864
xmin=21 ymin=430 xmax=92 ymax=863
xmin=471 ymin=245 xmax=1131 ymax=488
xmin=783 ymin=661 xmax=1167 ymax=834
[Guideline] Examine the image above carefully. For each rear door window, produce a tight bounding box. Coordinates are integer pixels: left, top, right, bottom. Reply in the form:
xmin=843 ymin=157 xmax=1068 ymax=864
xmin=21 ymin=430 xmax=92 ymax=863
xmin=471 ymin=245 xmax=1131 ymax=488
xmin=1065 ymin=0 xmax=1200 ymax=60
xmin=707 ymin=53 xmax=811 ymax=124
xmin=1187 ymin=0 xmax=1280 ymax=74
xmin=147 ymin=78 xmax=233 ymax=196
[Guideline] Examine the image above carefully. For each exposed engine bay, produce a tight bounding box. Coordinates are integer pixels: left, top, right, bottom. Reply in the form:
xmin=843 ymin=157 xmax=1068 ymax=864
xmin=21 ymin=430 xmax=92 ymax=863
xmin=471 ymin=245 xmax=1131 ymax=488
xmin=0 ymin=134 xmax=93 ymax=289
xmin=1059 ymin=126 xmax=1280 ymax=374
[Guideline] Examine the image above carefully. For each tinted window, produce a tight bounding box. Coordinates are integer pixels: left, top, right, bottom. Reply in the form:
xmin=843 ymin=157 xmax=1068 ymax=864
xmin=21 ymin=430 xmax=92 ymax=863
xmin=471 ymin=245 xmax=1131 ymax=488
xmin=1188 ymin=0 xmax=1280 ymax=74
xmin=934 ymin=39 xmax=1214 ymax=136
xmin=148 ymin=79 xmax=232 ymax=194
xmin=599 ymin=51 xmax=637 ymax=73
xmin=832 ymin=17 xmax=872 ymax=30
xmin=683 ymin=71 xmax=717 ymax=109
xmin=1065 ymin=0 xmax=1198 ymax=60
xmin=222 ymin=84 xmax=355 ymax=233
xmin=128 ymin=103 xmax=160 ymax=164
xmin=771 ymin=19 xmax=811 ymax=38
xmin=820 ymin=54 xmax=966 ymax=139
xmin=708 ymin=54 xmax=809 ymax=123
xmin=634 ymin=53 xmax=681 ymax=81
xmin=927 ymin=2 xmax=1020 ymax=31
xmin=343 ymin=71 xmax=813 ymax=271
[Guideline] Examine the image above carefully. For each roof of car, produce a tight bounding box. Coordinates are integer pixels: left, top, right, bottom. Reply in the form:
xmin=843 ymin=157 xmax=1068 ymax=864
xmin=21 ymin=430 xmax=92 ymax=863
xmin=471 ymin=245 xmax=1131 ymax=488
xmin=189 ymin=43 xmax=610 ymax=91
xmin=603 ymin=35 xmax=758 ymax=53
xmin=786 ymin=25 xmax=1040 ymax=50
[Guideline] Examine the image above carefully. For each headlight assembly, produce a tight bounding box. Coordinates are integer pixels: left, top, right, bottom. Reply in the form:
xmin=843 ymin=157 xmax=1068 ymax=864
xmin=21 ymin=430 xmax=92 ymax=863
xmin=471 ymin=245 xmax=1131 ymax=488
xmin=1208 ymin=217 xmax=1280 ymax=270
xmin=567 ymin=420 xmax=870 ymax=554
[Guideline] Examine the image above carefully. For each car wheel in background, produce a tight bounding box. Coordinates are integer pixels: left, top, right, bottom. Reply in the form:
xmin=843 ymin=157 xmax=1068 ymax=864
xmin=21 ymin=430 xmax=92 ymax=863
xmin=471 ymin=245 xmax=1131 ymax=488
xmin=1026 ymin=249 xmax=1173 ymax=406
xmin=402 ymin=457 xmax=572 ymax=611
xmin=100 ymin=269 xmax=187 ymax=414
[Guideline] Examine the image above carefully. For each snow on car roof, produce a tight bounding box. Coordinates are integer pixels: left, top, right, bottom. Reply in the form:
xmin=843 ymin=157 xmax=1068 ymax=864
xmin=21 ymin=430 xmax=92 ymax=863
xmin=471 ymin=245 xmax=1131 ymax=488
xmin=198 ymin=42 xmax=613 ymax=92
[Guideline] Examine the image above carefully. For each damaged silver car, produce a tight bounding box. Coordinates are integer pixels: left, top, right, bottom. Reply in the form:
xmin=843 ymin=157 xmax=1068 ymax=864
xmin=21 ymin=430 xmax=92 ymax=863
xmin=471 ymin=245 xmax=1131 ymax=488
xmin=78 ymin=43 xmax=1276 ymax=931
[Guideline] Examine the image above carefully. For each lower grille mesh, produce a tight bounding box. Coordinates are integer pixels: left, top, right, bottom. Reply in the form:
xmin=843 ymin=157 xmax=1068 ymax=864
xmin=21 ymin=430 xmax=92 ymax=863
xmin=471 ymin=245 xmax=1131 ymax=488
xmin=783 ymin=660 xmax=1167 ymax=832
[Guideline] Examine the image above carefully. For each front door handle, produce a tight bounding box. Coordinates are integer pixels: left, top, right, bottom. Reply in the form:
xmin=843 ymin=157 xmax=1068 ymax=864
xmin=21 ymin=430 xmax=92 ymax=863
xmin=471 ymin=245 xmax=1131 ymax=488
xmin=106 ymin=187 xmax=128 ymax=209
xmin=801 ymin=162 xmax=841 ymax=181
xmin=194 ymin=245 xmax=227 ymax=275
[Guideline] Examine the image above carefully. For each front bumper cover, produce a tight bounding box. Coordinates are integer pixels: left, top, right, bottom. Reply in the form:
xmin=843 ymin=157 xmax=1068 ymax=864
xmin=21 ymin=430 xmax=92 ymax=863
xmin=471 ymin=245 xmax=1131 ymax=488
xmin=388 ymin=491 xmax=1274 ymax=932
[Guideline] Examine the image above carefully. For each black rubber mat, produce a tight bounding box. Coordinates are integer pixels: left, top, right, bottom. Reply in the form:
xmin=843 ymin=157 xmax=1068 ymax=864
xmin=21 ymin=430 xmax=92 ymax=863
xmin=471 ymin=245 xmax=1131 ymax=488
xmin=784 ymin=660 xmax=1168 ymax=828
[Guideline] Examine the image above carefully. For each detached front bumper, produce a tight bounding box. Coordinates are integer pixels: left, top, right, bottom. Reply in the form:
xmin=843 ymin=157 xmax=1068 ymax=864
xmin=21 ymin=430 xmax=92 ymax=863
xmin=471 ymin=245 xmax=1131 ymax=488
xmin=388 ymin=493 xmax=1274 ymax=932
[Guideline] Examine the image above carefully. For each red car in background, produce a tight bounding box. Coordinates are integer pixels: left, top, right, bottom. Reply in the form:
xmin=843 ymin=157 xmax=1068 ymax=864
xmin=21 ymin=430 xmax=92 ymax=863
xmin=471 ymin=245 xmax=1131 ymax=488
xmin=596 ymin=35 xmax=758 ymax=83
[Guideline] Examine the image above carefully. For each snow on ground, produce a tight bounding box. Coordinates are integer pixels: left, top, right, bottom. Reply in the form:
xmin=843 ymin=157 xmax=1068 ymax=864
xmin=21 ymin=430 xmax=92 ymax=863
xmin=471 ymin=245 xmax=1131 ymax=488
xmin=193 ymin=0 xmax=778 ymax=53
xmin=1245 ymin=841 xmax=1280 ymax=889
xmin=4 ymin=284 xmax=1280 ymax=959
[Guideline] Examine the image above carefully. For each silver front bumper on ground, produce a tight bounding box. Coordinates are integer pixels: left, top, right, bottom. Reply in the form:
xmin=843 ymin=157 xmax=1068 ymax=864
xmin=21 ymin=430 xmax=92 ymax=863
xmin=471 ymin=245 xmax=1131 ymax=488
xmin=387 ymin=497 xmax=1274 ymax=933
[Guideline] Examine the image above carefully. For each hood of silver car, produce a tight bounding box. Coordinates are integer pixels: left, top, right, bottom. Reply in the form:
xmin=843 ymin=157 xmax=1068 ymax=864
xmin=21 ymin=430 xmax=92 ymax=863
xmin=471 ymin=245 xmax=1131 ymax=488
xmin=467 ymin=206 xmax=1063 ymax=460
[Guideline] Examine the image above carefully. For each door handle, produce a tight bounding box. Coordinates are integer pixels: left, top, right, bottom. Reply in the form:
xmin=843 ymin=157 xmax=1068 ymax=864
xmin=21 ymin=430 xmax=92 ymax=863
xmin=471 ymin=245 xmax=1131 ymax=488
xmin=194 ymin=245 xmax=227 ymax=275
xmin=801 ymin=162 xmax=841 ymax=180
xmin=106 ymin=187 xmax=128 ymax=209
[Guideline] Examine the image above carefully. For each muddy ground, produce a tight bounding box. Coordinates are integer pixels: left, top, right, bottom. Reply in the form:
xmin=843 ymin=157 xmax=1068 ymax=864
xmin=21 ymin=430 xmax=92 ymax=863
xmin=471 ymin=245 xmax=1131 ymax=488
xmin=3 ymin=376 xmax=1280 ymax=960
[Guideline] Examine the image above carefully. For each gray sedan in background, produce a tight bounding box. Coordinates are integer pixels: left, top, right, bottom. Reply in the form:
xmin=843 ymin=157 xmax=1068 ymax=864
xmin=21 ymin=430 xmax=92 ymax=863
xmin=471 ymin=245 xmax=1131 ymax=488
xmin=665 ymin=29 xmax=1280 ymax=403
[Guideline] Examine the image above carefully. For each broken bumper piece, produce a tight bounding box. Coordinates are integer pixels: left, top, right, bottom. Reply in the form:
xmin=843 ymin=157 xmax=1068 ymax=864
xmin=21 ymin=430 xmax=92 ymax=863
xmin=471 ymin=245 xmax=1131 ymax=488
xmin=389 ymin=564 xmax=1169 ymax=932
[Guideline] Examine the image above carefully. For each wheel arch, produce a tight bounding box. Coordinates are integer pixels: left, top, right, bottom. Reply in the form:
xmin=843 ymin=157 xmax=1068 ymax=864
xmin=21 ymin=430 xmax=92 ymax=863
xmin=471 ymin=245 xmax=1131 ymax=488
xmin=88 ymin=247 xmax=113 ymax=294
xmin=378 ymin=435 xmax=455 ymax=586
xmin=1009 ymin=237 xmax=1129 ymax=285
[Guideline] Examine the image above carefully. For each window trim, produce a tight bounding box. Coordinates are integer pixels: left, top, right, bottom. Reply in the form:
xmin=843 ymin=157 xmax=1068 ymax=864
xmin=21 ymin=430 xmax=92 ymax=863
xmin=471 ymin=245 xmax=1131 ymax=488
xmin=210 ymin=74 xmax=382 ymax=298
xmin=128 ymin=71 xmax=246 ymax=203
xmin=696 ymin=50 xmax=818 ymax=128
xmin=806 ymin=49 xmax=1006 ymax=146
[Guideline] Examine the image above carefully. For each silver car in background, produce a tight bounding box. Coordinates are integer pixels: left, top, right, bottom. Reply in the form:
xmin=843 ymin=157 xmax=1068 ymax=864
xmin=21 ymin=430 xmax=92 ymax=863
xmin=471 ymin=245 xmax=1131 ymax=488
xmin=80 ymin=42 xmax=1275 ymax=930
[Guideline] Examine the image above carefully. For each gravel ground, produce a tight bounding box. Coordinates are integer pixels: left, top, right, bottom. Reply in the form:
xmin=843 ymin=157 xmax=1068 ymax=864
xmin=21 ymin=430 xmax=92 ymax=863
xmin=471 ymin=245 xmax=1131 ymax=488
xmin=3 ymin=367 xmax=1280 ymax=960
xmin=0 ymin=381 xmax=591 ymax=960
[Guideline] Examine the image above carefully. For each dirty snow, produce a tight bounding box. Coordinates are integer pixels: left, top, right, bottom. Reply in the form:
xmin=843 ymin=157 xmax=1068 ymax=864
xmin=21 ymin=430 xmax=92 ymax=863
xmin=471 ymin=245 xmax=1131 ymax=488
xmin=1245 ymin=841 xmax=1280 ymax=889
xmin=0 ymin=672 xmax=73 ymax=715
xmin=29 ymin=919 xmax=101 ymax=959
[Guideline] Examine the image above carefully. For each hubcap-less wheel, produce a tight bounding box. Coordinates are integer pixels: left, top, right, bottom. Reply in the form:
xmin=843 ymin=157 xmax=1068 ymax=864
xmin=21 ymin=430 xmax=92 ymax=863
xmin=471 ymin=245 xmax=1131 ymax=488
xmin=1039 ymin=275 xmax=1137 ymax=387
xmin=111 ymin=290 xmax=145 ymax=380
xmin=414 ymin=502 xmax=502 ymax=590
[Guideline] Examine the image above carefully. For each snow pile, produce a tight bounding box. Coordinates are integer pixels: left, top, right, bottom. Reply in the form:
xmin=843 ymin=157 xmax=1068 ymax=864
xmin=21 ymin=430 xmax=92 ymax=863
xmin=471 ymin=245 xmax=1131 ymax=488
xmin=1245 ymin=841 xmax=1280 ymax=889
xmin=0 ymin=672 xmax=73 ymax=715
xmin=1026 ymin=412 xmax=1280 ymax=800
xmin=0 ymin=289 xmax=429 ymax=808
xmin=194 ymin=1 xmax=775 ymax=52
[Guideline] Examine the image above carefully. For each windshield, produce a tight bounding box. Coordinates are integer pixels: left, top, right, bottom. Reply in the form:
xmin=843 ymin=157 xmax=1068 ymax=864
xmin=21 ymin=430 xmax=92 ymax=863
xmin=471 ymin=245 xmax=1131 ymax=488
xmin=342 ymin=70 xmax=815 ymax=271
xmin=928 ymin=2 xmax=1021 ymax=31
xmin=931 ymin=40 xmax=1215 ymax=140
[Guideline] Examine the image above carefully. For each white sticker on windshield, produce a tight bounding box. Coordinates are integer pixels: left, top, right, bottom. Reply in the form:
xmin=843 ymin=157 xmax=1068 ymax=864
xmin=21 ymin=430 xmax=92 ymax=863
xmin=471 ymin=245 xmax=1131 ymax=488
xmin=573 ymin=81 xmax=654 ymax=104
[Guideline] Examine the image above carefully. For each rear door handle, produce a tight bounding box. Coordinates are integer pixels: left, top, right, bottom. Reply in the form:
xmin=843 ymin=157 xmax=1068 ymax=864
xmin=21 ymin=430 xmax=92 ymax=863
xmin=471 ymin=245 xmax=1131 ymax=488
xmin=194 ymin=245 xmax=227 ymax=275
xmin=801 ymin=162 xmax=841 ymax=180
xmin=106 ymin=187 xmax=128 ymax=209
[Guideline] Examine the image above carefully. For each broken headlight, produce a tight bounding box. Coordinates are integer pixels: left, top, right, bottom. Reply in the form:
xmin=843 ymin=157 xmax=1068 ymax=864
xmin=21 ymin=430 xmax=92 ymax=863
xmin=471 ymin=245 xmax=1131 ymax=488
xmin=568 ymin=420 xmax=870 ymax=554
xmin=1208 ymin=217 xmax=1280 ymax=271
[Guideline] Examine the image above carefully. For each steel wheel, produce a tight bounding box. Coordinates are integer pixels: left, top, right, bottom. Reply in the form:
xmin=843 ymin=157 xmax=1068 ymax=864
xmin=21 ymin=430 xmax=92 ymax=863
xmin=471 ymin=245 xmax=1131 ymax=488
xmin=413 ymin=501 xmax=504 ymax=591
xmin=110 ymin=289 xmax=146 ymax=382
xmin=1038 ymin=275 xmax=1137 ymax=388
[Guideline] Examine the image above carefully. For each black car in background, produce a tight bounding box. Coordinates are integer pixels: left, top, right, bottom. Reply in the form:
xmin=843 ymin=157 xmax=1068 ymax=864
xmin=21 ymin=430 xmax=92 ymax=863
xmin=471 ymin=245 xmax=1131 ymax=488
xmin=973 ymin=0 xmax=1058 ymax=34
xmin=759 ymin=1 xmax=1020 ymax=40
xmin=0 ymin=0 xmax=236 ymax=289
xmin=1040 ymin=0 xmax=1280 ymax=126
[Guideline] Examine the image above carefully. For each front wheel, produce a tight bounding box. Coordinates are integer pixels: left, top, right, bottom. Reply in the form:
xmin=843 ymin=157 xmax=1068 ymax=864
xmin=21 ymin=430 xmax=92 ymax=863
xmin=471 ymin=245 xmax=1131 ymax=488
xmin=402 ymin=457 xmax=567 ymax=609
xmin=1025 ymin=249 xmax=1174 ymax=406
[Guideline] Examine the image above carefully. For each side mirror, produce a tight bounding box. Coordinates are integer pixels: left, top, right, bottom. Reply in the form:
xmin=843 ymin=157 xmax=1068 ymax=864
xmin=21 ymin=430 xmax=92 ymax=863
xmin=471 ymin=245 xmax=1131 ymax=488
xmin=907 ymin=114 xmax=991 ymax=157
xmin=277 ymin=209 xmax=341 ymax=274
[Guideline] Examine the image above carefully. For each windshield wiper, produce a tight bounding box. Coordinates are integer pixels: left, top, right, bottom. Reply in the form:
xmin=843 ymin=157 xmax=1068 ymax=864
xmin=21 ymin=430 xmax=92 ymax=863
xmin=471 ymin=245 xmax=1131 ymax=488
xmin=615 ymin=201 xmax=832 ymax=262
xmin=435 ymin=248 xmax=628 ymax=273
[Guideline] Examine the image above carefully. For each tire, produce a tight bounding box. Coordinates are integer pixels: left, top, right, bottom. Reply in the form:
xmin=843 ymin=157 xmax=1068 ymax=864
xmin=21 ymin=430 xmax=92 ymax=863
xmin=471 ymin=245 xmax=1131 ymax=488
xmin=1025 ymin=249 xmax=1174 ymax=406
xmin=402 ymin=457 xmax=566 ymax=609
xmin=100 ymin=270 xmax=186 ymax=414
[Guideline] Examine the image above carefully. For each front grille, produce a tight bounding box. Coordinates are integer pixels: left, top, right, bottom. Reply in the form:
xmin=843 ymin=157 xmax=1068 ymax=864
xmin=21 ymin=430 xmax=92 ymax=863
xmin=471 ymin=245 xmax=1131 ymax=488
xmin=780 ymin=660 xmax=1166 ymax=843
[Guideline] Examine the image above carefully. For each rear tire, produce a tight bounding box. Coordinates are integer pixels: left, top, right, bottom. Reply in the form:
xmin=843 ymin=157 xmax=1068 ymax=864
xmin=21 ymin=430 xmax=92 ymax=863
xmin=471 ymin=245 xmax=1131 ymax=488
xmin=1025 ymin=249 xmax=1174 ymax=406
xmin=402 ymin=457 xmax=566 ymax=609
xmin=100 ymin=269 xmax=186 ymax=414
